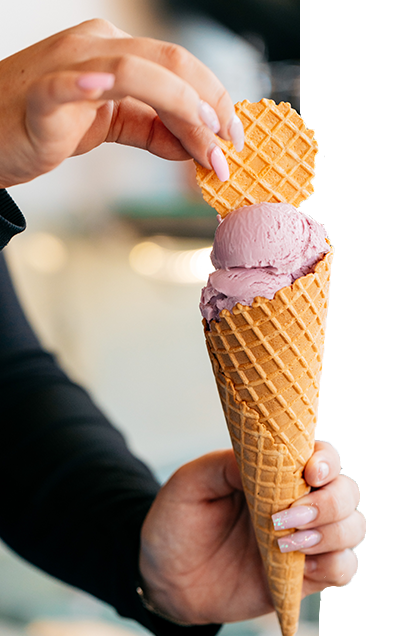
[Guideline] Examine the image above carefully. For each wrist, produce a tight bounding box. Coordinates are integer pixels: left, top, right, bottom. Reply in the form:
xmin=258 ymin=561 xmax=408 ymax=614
xmin=136 ymin=583 xmax=194 ymax=627
xmin=136 ymin=565 xmax=198 ymax=627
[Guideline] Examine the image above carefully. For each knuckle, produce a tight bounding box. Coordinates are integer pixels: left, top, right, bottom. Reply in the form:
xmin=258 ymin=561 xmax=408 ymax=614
xmin=354 ymin=482 xmax=361 ymax=506
xmin=316 ymin=440 xmax=339 ymax=456
xmin=49 ymin=32 xmax=87 ymax=55
xmin=83 ymin=17 xmax=114 ymax=32
xmin=328 ymin=550 xmax=357 ymax=586
xmin=321 ymin=486 xmax=342 ymax=520
xmin=342 ymin=473 xmax=361 ymax=505
xmin=171 ymin=80 xmax=191 ymax=109
xmin=335 ymin=570 xmax=353 ymax=587
xmin=160 ymin=42 xmax=191 ymax=74
xmin=356 ymin=510 xmax=367 ymax=542
xmin=29 ymin=73 xmax=60 ymax=107
xmin=215 ymin=88 xmax=234 ymax=124
xmin=333 ymin=520 xmax=347 ymax=546
xmin=341 ymin=550 xmax=358 ymax=585
xmin=214 ymin=86 xmax=231 ymax=112
xmin=45 ymin=75 xmax=61 ymax=102
xmin=113 ymin=53 xmax=136 ymax=76
xmin=166 ymin=79 xmax=201 ymax=123
xmin=184 ymin=123 xmax=206 ymax=143
xmin=315 ymin=441 xmax=341 ymax=472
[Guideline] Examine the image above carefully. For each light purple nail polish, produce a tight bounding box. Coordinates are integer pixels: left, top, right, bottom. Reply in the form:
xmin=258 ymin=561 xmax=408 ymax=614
xmin=198 ymin=101 xmax=221 ymax=134
xmin=209 ymin=145 xmax=230 ymax=182
xmin=228 ymin=114 xmax=244 ymax=152
xmin=77 ymin=73 xmax=115 ymax=91
xmin=278 ymin=530 xmax=322 ymax=553
xmin=272 ymin=506 xmax=318 ymax=531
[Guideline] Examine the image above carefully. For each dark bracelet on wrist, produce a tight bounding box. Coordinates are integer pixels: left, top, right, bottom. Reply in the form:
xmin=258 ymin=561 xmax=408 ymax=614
xmin=136 ymin=585 xmax=194 ymax=627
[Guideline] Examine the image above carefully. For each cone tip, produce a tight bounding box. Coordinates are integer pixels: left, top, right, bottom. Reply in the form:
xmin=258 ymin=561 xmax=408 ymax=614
xmin=279 ymin=617 xmax=299 ymax=636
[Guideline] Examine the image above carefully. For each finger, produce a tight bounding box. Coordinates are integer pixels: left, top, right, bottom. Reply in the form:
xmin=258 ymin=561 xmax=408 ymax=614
xmin=27 ymin=69 xmax=191 ymax=161
xmin=69 ymin=35 xmax=241 ymax=148
xmin=304 ymin=440 xmax=341 ymax=488
xmin=278 ymin=509 xmax=366 ymax=555
xmin=170 ymin=449 xmax=243 ymax=503
xmin=25 ymin=68 xmax=217 ymax=170
xmin=28 ymin=71 xmax=116 ymax=118
xmin=147 ymin=39 xmax=233 ymax=140
xmin=112 ymin=38 xmax=238 ymax=145
xmin=25 ymin=71 xmax=116 ymax=173
xmin=62 ymin=17 xmax=132 ymax=39
xmin=98 ymin=98 xmax=190 ymax=161
xmin=303 ymin=549 xmax=358 ymax=595
xmin=272 ymin=474 xmax=361 ymax=531
xmin=150 ymin=111 xmax=230 ymax=179
xmin=69 ymin=54 xmax=228 ymax=172
xmin=73 ymin=97 xmax=191 ymax=161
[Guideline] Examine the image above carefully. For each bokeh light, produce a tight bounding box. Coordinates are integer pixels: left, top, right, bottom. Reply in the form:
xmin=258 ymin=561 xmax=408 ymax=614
xmin=24 ymin=232 xmax=68 ymax=273
xmin=129 ymin=241 xmax=214 ymax=284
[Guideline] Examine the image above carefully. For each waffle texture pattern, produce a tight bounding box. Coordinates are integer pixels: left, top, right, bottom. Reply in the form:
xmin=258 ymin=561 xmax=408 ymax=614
xmin=196 ymin=100 xmax=317 ymax=217
xmin=204 ymin=250 xmax=333 ymax=636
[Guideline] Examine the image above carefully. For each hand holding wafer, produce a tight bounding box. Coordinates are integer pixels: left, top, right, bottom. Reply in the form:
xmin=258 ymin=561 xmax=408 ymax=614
xmin=0 ymin=18 xmax=241 ymax=188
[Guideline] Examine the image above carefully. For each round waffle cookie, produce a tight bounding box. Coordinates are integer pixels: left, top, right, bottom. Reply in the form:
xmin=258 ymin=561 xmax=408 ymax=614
xmin=195 ymin=99 xmax=318 ymax=217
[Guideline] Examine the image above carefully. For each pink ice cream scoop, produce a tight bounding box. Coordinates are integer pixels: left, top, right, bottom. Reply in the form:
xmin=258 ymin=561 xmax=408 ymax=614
xmin=200 ymin=202 xmax=329 ymax=323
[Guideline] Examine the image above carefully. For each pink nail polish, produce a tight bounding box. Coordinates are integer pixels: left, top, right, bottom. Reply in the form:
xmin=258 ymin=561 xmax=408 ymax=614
xmin=278 ymin=530 xmax=322 ymax=553
xmin=198 ymin=101 xmax=221 ymax=134
xmin=209 ymin=145 xmax=230 ymax=182
xmin=77 ymin=73 xmax=115 ymax=91
xmin=228 ymin=114 xmax=244 ymax=152
xmin=272 ymin=505 xmax=318 ymax=531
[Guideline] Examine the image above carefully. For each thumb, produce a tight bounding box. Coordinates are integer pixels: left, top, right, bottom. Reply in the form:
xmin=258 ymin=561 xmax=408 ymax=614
xmin=27 ymin=71 xmax=116 ymax=118
xmin=169 ymin=449 xmax=243 ymax=503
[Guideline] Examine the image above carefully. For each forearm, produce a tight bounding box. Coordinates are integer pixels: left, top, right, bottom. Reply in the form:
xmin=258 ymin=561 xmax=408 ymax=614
xmin=0 ymin=224 xmax=221 ymax=635
xmin=0 ymin=242 xmax=158 ymax=624
xmin=0 ymin=377 xmax=157 ymax=619
xmin=0 ymin=370 xmax=222 ymax=636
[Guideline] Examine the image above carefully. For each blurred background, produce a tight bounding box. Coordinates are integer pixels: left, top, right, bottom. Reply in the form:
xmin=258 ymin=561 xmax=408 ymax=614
xmin=1 ymin=1 xmax=318 ymax=635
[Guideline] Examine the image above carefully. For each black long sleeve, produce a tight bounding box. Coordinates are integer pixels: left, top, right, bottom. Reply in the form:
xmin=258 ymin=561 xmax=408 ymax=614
xmin=0 ymin=192 xmax=221 ymax=636
xmin=0 ymin=190 xmax=26 ymax=249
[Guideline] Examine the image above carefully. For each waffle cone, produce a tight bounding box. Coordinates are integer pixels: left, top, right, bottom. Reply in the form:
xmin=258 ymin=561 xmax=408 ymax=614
xmin=204 ymin=250 xmax=333 ymax=636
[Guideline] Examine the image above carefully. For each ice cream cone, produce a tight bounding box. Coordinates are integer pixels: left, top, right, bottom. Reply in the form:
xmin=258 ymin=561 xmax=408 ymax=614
xmin=204 ymin=250 xmax=333 ymax=636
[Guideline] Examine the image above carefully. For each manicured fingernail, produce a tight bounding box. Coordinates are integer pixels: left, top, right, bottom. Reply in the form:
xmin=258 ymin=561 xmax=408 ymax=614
xmin=278 ymin=530 xmax=322 ymax=553
xmin=209 ymin=144 xmax=230 ymax=181
xmin=317 ymin=461 xmax=330 ymax=483
xmin=272 ymin=506 xmax=318 ymax=531
xmin=198 ymin=100 xmax=221 ymax=134
xmin=228 ymin=114 xmax=244 ymax=152
xmin=77 ymin=73 xmax=115 ymax=91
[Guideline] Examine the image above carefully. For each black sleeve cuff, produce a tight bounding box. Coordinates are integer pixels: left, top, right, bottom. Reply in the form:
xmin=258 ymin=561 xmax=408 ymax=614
xmin=0 ymin=189 xmax=26 ymax=249
xmin=135 ymin=576 xmax=222 ymax=636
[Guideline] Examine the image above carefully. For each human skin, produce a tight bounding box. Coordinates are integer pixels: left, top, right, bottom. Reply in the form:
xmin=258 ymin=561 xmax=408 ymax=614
xmin=0 ymin=18 xmax=241 ymax=189
xmin=140 ymin=442 xmax=365 ymax=625
xmin=0 ymin=20 xmax=365 ymax=626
